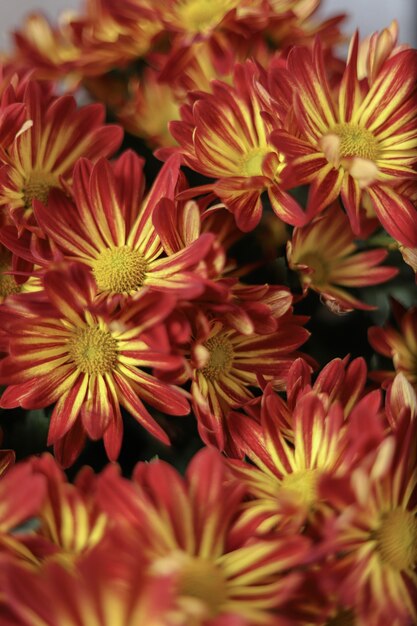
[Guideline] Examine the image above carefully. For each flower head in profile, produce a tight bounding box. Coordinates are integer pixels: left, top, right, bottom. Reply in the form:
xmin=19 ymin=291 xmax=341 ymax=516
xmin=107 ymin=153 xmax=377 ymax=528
xmin=167 ymin=61 xmax=305 ymax=231
xmin=97 ymin=447 xmax=310 ymax=624
xmin=287 ymin=202 xmax=397 ymax=312
xmin=271 ymin=31 xmax=417 ymax=246
xmin=0 ymin=79 xmax=123 ymax=233
xmin=12 ymin=1 xmax=162 ymax=82
xmin=368 ymin=299 xmax=417 ymax=388
xmin=32 ymin=152 xmax=214 ymax=307
xmin=0 ymin=263 xmax=189 ymax=467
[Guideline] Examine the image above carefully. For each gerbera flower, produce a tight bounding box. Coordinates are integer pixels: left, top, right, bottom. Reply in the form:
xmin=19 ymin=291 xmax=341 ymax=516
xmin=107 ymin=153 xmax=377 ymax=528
xmin=97 ymin=447 xmax=310 ymax=624
xmin=33 ymin=152 xmax=214 ymax=306
xmin=167 ymin=61 xmax=305 ymax=231
xmin=0 ymin=263 xmax=190 ymax=467
xmin=287 ymin=202 xmax=398 ymax=312
xmin=368 ymin=299 xmax=417 ymax=387
xmin=190 ymin=314 xmax=309 ymax=451
xmin=319 ymin=413 xmax=417 ymax=625
xmin=270 ymin=32 xmax=417 ymax=246
xmin=0 ymin=79 xmax=123 ymax=232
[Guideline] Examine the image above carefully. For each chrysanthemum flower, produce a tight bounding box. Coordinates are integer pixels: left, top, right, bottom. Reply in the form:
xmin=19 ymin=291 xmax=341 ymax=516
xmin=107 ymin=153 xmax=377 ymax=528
xmin=0 ymin=79 xmax=123 ymax=232
xmin=4 ymin=545 xmax=178 ymax=626
xmin=19 ymin=454 xmax=108 ymax=566
xmin=97 ymin=447 xmax=310 ymax=624
xmin=0 ymin=460 xmax=46 ymax=566
xmin=229 ymin=389 xmax=354 ymax=533
xmin=12 ymin=1 xmax=162 ymax=82
xmin=0 ymin=263 xmax=189 ymax=467
xmin=368 ymin=300 xmax=417 ymax=387
xmin=190 ymin=314 xmax=309 ymax=450
xmin=271 ymin=33 xmax=417 ymax=246
xmin=319 ymin=413 xmax=417 ymax=626
xmin=32 ymin=152 xmax=214 ymax=306
xmin=287 ymin=202 xmax=398 ymax=312
xmin=118 ymin=72 xmax=181 ymax=148
xmin=167 ymin=61 xmax=305 ymax=231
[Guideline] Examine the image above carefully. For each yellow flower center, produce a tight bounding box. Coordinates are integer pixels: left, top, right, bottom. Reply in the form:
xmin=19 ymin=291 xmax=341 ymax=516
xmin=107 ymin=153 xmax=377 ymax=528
xmin=320 ymin=124 xmax=380 ymax=188
xmin=375 ymin=508 xmax=417 ymax=571
xmin=92 ymin=246 xmax=148 ymax=294
xmin=201 ymin=335 xmax=234 ymax=380
xmin=178 ymin=557 xmax=228 ymax=618
xmin=240 ymin=149 xmax=267 ymax=177
xmin=176 ymin=0 xmax=238 ymax=33
xmin=68 ymin=325 xmax=118 ymax=375
xmin=280 ymin=469 xmax=319 ymax=508
xmin=298 ymin=252 xmax=329 ymax=286
xmin=332 ymin=124 xmax=379 ymax=161
xmin=0 ymin=262 xmax=21 ymax=298
xmin=325 ymin=610 xmax=356 ymax=626
xmin=23 ymin=170 xmax=59 ymax=207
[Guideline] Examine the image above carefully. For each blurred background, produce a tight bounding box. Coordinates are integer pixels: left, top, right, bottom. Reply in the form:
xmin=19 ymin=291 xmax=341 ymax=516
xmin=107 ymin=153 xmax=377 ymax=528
xmin=0 ymin=0 xmax=416 ymax=49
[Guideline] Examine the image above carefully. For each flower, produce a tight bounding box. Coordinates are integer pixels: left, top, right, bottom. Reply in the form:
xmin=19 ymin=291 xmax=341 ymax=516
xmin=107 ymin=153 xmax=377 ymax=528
xmin=287 ymin=202 xmax=398 ymax=312
xmin=319 ymin=413 xmax=417 ymax=625
xmin=97 ymin=447 xmax=310 ymax=624
xmin=270 ymin=32 xmax=417 ymax=246
xmin=368 ymin=300 xmax=417 ymax=387
xmin=33 ymin=152 xmax=214 ymax=306
xmin=117 ymin=72 xmax=181 ymax=148
xmin=168 ymin=61 xmax=305 ymax=231
xmin=190 ymin=314 xmax=310 ymax=451
xmin=3 ymin=545 xmax=179 ymax=626
xmin=229 ymin=389 xmax=354 ymax=533
xmin=0 ymin=263 xmax=189 ymax=466
xmin=0 ymin=79 xmax=123 ymax=232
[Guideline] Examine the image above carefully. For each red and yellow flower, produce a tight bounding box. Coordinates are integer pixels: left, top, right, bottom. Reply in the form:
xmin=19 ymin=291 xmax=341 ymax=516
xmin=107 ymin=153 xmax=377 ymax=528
xmin=229 ymin=389 xmax=355 ymax=533
xmin=0 ymin=79 xmax=123 ymax=232
xmin=368 ymin=300 xmax=417 ymax=388
xmin=319 ymin=414 xmax=417 ymax=625
xmin=4 ymin=544 xmax=178 ymax=626
xmin=189 ymin=313 xmax=310 ymax=451
xmin=167 ymin=61 xmax=305 ymax=231
xmin=270 ymin=32 xmax=417 ymax=246
xmin=0 ymin=263 xmax=190 ymax=467
xmin=287 ymin=202 xmax=398 ymax=312
xmin=97 ymin=447 xmax=310 ymax=624
xmin=33 ymin=152 xmax=214 ymax=306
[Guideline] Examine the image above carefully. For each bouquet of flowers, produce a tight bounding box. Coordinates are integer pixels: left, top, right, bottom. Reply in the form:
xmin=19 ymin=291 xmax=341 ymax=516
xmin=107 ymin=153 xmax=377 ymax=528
xmin=0 ymin=1 xmax=416 ymax=624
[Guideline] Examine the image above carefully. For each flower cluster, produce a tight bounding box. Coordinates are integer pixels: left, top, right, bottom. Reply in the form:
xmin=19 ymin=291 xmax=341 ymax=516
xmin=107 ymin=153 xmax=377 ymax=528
xmin=0 ymin=0 xmax=416 ymax=624
xmin=1 ymin=369 xmax=416 ymax=625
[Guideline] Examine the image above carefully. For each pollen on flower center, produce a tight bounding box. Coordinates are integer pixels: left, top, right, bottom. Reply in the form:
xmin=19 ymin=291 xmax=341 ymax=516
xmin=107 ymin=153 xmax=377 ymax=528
xmin=375 ymin=508 xmax=417 ymax=571
xmin=92 ymin=246 xmax=148 ymax=294
xmin=201 ymin=335 xmax=234 ymax=380
xmin=178 ymin=557 xmax=228 ymax=617
xmin=23 ymin=170 xmax=59 ymax=207
xmin=68 ymin=325 xmax=118 ymax=375
xmin=177 ymin=0 xmax=237 ymax=32
xmin=321 ymin=123 xmax=379 ymax=166
xmin=298 ymin=252 xmax=329 ymax=286
xmin=0 ymin=263 xmax=21 ymax=298
xmin=281 ymin=469 xmax=319 ymax=507
xmin=240 ymin=149 xmax=267 ymax=177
